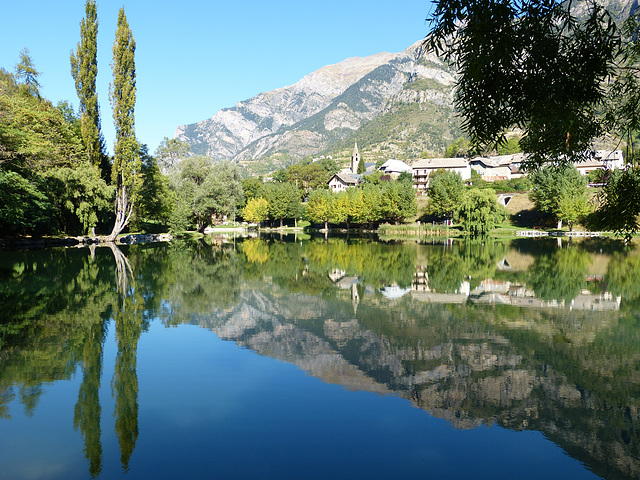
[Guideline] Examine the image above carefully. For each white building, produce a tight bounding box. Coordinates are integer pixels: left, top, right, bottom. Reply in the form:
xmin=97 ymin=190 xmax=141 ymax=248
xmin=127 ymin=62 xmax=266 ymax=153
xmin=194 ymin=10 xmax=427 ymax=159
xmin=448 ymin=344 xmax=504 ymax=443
xmin=470 ymin=153 xmax=526 ymax=181
xmin=574 ymin=150 xmax=626 ymax=176
xmin=412 ymin=157 xmax=471 ymax=191
xmin=378 ymin=159 xmax=412 ymax=178
xmin=328 ymin=172 xmax=360 ymax=193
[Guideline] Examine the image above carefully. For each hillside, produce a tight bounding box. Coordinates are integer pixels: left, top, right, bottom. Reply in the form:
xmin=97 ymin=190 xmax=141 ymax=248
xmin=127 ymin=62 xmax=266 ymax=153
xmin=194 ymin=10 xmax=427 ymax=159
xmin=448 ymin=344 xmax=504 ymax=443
xmin=174 ymin=41 xmax=461 ymax=173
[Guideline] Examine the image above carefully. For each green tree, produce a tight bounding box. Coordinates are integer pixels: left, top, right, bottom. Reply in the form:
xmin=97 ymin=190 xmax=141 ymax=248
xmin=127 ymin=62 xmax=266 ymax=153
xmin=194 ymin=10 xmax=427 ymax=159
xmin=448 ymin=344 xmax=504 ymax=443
xmin=427 ymin=0 xmax=620 ymax=167
xmin=133 ymin=145 xmax=174 ymax=229
xmin=379 ymin=180 xmax=417 ymax=225
xmin=192 ymin=161 xmax=244 ymax=231
xmin=530 ymin=165 xmax=592 ymax=230
xmin=0 ymin=79 xmax=83 ymax=171
xmin=456 ymin=188 xmax=507 ymax=237
xmin=444 ymin=137 xmax=470 ymax=158
xmin=14 ymin=48 xmax=41 ymax=98
xmin=242 ymin=197 xmax=269 ymax=226
xmin=426 ymin=169 xmax=464 ymax=220
xmin=305 ymin=189 xmax=334 ymax=231
xmin=155 ymin=137 xmax=190 ymax=170
xmin=71 ymin=0 xmax=108 ymax=175
xmin=0 ymin=168 xmax=52 ymax=235
xmin=263 ymin=182 xmax=302 ymax=228
xmin=41 ymin=163 xmax=114 ymax=235
xmin=496 ymin=137 xmax=522 ymax=155
xmin=108 ymin=8 xmax=140 ymax=241
xmin=591 ymin=168 xmax=640 ymax=241
xmin=241 ymin=177 xmax=264 ymax=204
xmin=170 ymin=159 xmax=243 ymax=232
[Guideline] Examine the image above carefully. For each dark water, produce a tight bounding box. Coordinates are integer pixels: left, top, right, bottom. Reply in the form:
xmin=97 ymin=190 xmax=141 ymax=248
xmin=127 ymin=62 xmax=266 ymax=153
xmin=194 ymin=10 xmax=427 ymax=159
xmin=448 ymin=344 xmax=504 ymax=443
xmin=0 ymin=235 xmax=639 ymax=479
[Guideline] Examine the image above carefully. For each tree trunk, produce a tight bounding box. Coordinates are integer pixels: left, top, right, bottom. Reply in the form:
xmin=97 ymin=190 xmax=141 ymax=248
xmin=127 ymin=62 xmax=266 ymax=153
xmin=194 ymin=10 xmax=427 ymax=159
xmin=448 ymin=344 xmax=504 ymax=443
xmin=324 ymin=220 xmax=328 ymax=231
xmin=106 ymin=185 xmax=133 ymax=242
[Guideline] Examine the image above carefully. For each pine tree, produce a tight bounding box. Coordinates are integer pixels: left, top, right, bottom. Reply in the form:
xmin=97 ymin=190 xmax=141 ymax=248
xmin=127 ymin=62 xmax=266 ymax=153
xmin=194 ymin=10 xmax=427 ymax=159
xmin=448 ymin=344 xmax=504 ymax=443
xmin=356 ymin=153 xmax=365 ymax=174
xmin=15 ymin=48 xmax=41 ymax=98
xmin=70 ymin=0 xmax=107 ymax=173
xmin=107 ymin=8 xmax=140 ymax=241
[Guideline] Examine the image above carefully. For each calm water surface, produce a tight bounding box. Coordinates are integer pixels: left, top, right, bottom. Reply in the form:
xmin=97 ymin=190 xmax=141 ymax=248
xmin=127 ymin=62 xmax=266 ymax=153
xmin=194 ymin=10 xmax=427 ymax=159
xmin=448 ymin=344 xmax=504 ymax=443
xmin=1 ymin=235 xmax=638 ymax=479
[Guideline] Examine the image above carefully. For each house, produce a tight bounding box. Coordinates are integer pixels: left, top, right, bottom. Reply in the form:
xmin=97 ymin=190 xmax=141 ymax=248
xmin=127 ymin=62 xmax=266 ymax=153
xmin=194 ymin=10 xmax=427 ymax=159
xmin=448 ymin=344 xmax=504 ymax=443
xmin=470 ymin=153 xmax=526 ymax=181
xmin=378 ymin=159 xmax=412 ymax=178
xmin=574 ymin=150 xmax=626 ymax=176
xmin=328 ymin=172 xmax=360 ymax=193
xmin=412 ymin=157 xmax=471 ymax=191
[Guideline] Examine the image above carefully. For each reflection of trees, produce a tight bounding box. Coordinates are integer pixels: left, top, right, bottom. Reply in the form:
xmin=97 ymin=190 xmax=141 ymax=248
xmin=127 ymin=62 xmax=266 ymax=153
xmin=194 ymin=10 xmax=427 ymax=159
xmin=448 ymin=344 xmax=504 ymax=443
xmin=606 ymin=250 xmax=640 ymax=303
xmin=304 ymin=239 xmax=417 ymax=288
xmin=0 ymin=248 xmax=115 ymax=423
xmin=109 ymin=243 xmax=144 ymax=472
xmin=426 ymin=250 xmax=466 ymax=293
xmin=74 ymin=318 xmax=107 ymax=477
xmin=112 ymin=295 xmax=143 ymax=472
xmin=529 ymin=247 xmax=590 ymax=302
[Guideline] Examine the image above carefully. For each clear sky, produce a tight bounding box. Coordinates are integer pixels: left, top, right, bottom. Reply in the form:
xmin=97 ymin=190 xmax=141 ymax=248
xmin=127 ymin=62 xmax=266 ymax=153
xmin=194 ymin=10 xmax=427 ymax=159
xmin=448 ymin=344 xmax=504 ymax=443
xmin=1 ymin=1 xmax=435 ymax=155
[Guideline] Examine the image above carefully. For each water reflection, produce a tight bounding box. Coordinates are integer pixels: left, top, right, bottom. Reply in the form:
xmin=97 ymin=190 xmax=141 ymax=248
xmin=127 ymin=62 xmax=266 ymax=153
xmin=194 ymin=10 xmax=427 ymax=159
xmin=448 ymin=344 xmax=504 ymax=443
xmin=1 ymin=237 xmax=639 ymax=478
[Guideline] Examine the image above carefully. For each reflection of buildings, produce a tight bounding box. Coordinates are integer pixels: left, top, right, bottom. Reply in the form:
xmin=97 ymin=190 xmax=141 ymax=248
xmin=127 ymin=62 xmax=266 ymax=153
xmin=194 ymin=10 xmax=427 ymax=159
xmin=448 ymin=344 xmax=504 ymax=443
xmin=202 ymin=284 xmax=639 ymax=480
xmin=410 ymin=265 xmax=622 ymax=311
xmin=411 ymin=267 xmax=470 ymax=303
xmin=328 ymin=270 xmax=362 ymax=315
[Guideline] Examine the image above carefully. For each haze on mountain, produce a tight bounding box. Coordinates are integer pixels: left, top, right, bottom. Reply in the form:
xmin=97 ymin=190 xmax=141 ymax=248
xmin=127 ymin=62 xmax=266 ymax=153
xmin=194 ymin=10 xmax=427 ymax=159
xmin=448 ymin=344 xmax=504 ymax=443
xmin=174 ymin=40 xmax=461 ymax=173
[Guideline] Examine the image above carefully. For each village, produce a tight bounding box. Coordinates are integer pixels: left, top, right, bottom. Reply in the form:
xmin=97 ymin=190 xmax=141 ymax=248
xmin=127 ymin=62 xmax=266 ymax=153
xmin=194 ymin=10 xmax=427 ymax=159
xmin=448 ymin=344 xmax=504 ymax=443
xmin=327 ymin=142 xmax=626 ymax=193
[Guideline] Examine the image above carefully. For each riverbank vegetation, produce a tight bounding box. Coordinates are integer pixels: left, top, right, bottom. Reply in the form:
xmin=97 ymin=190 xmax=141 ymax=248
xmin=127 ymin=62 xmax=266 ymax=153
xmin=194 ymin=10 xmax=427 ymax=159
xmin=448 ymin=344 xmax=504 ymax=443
xmin=3 ymin=1 xmax=640 ymax=241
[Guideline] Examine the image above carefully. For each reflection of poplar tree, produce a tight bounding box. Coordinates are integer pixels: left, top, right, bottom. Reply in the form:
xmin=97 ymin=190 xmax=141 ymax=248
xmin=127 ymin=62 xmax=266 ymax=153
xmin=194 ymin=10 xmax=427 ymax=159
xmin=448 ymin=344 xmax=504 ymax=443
xmin=112 ymin=296 xmax=142 ymax=472
xmin=109 ymin=243 xmax=143 ymax=472
xmin=74 ymin=319 xmax=107 ymax=478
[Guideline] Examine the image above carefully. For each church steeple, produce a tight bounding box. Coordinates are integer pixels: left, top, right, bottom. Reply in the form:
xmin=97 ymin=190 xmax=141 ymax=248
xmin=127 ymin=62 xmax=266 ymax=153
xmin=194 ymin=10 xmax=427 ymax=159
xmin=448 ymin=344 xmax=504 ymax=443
xmin=351 ymin=141 xmax=360 ymax=174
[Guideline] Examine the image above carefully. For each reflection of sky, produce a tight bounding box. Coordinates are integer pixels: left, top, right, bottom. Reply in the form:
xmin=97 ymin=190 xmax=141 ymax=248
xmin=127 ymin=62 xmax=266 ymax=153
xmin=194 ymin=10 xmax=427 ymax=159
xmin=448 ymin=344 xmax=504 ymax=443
xmin=0 ymin=319 xmax=600 ymax=479
xmin=380 ymin=285 xmax=412 ymax=299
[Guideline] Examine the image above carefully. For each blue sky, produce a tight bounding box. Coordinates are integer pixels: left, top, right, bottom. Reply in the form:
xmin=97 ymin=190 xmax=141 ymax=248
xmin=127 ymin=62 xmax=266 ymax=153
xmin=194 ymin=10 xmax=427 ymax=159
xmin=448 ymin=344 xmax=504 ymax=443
xmin=1 ymin=1 xmax=434 ymax=154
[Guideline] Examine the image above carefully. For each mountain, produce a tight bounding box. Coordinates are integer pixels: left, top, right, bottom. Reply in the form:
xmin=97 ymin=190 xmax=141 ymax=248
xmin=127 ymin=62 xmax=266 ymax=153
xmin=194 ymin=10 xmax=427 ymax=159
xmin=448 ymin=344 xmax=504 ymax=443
xmin=174 ymin=41 xmax=461 ymax=172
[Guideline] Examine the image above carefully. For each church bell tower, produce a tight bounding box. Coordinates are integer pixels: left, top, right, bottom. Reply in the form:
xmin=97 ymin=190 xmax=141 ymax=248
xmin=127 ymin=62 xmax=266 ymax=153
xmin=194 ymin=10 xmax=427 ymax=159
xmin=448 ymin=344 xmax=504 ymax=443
xmin=350 ymin=142 xmax=360 ymax=174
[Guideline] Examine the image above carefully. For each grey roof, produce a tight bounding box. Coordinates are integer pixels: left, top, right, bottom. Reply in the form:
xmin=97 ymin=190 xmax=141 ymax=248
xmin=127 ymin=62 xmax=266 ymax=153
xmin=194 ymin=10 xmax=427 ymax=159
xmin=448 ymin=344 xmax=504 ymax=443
xmin=412 ymin=157 xmax=469 ymax=169
xmin=331 ymin=172 xmax=360 ymax=184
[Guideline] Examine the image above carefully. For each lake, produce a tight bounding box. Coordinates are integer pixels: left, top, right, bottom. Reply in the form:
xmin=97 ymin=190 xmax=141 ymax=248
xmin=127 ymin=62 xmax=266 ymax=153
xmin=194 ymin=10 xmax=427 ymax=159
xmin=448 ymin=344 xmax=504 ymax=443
xmin=0 ymin=235 xmax=638 ymax=479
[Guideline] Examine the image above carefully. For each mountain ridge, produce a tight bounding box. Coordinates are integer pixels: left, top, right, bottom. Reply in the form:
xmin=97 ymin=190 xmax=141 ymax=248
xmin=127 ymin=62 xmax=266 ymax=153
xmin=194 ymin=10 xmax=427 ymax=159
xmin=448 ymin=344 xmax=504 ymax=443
xmin=174 ymin=41 xmax=461 ymax=170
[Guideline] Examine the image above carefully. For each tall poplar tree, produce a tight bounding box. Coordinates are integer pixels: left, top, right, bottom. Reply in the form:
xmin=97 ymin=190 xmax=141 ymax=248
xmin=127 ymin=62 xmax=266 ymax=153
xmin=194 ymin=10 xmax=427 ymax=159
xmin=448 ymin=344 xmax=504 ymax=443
xmin=107 ymin=8 xmax=140 ymax=241
xmin=70 ymin=0 xmax=107 ymax=174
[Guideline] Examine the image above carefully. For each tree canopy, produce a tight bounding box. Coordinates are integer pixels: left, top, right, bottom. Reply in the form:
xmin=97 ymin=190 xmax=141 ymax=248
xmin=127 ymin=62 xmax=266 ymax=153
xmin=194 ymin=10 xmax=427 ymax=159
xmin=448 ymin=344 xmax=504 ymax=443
xmin=71 ymin=0 xmax=107 ymax=173
xmin=426 ymin=0 xmax=620 ymax=167
xmin=529 ymin=164 xmax=592 ymax=230
xmin=426 ymin=169 xmax=464 ymax=219
xmin=108 ymin=8 xmax=139 ymax=241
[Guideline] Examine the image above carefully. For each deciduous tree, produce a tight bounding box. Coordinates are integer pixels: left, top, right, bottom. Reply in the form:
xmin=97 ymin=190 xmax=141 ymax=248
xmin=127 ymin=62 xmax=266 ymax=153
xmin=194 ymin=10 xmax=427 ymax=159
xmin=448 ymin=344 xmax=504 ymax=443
xmin=305 ymin=189 xmax=334 ymax=231
xmin=456 ymin=188 xmax=507 ymax=237
xmin=529 ymin=165 xmax=591 ymax=230
xmin=71 ymin=0 xmax=108 ymax=174
xmin=242 ymin=197 xmax=269 ymax=227
xmin=155 ymin=137 xmax=190 ymax=171
xmin=107 ymin=8 xmax=139 ymax=241
xmin=426 ymin=0 xmax=620 ymax=167
xmin=426 ymin=169 xmax=464 ymax=220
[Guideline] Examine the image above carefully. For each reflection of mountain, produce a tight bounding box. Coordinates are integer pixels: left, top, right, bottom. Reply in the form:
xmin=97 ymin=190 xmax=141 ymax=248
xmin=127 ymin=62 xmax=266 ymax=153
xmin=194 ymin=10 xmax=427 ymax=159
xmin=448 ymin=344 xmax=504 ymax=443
xmin=2 ymin=238 xmax=640 ymax=480
xmin=189 ymin=280 xmax=640 ymax=480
